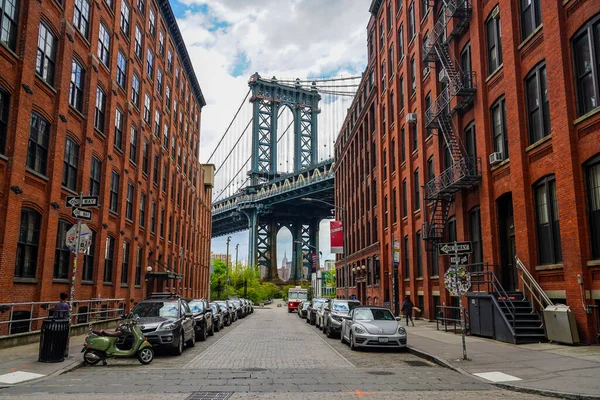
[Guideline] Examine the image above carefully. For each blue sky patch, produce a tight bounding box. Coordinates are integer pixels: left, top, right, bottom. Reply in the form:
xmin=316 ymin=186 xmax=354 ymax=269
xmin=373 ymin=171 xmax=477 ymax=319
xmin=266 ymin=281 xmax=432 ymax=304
xmin=231 ymin=52 xmax=250 ymax=77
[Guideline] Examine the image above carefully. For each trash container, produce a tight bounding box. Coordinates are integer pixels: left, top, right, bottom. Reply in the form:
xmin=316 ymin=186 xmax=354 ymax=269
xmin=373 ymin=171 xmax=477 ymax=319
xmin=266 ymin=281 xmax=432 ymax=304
xmin=38 ymin=317 xmax=70 ymax=362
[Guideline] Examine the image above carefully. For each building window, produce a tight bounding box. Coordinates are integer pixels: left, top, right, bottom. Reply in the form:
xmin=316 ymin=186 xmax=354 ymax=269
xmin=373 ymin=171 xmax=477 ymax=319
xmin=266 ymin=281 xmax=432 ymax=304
xmin=167 ymin=50 xmax=173 ymax=72
xmin=114 ymin=108 xmax=124 ymax=150
xmin=153 ymin=154 xmax=159 ymax=185
xmin=53 ymin=219 xmax=70 ymax=279
xmin=73 ymin=0 xmax=90 ymax=38
xmin=491 ymin=97 xmax=508 ymax=159
xmin=137 ymin=0 xmax=144 ymax=15
xmin=412 ymin=120 xmax=418 ymax=152
xmin=125 ymin=182 xmax=133 ymax=220
xmin=27 ymin=112 xmax=50 ymax=176
xmin=148 ymin=7 xmax=155 ymax=37
xmin=104 ymin=236 xmax=115 ymax=283
xmin=402 ymin=178 xmax=407 ymax=217
xmin=150 ymin=201 xmax=156 ymax=233
xmin=15 ymin=208 xmax=41 ymax=278
xmin=383 ymin=149 xmax=387 ymax=181
xmin=388 ymin=46 xmax=394 ymax=77
xmin=397 ymin=24 xmax=404 ymax=60
xmin=94 ymin=87 xmax=106 ymax=133
xmin=160 ymin=208 xmax=165 ymax=238
xmin=158 ymin=30 xmax=165 ymax=55
xmin=0 ymin=89 xmax=9 ymax=155
xmin=82 ymin=232 xmax=95 ymax=282
xmin=469 ymin=207 xmax=483 ymax=266
xmin=146 ymin=49 xmax=153 ymax=78
xmin=384 ymin=195 xmax=388 ymax=228
xmin=520 ymin=0 xmax=541 ymax=40
xmin=142 ymin=141 xmax=149 ymax=174
xmin=97 ymin=23 xmax=110 ymax=67
xmin=400 ymin=126 xmax=406 ymax=163
xmin=399 ymin=75 xmax=404 ymax=110
xmin=391 ymin=138 xmax=396 ymax=172
xmin=447 ymin=217 xmax=456 ymax=243
xmin=162 ymin=164 xmax=167 ymax=192
xmin=525 ymin=62 xmax=550 ymax=144
xmin=166 ymin=85 xmax=171 ymax=110
xmin=135 ymin=246 xmax=142 ymax=285
xmin=121 ymin=241 xmax=130 ymax=284
xmin=131 ymin=74 xmax=140 ymax=107
xmin=134 ymin=25 xmax=142 ymax=59
xmin=534 ymin=175 xmax=562 ymax=265
xmin=410 ymin=56 xmax=416 ymax=94
xmin=403 ymin=235 xmax=410 ymax=279
xmin=143 ymin=92 xmax=151 ymax=124
xmin=36 ymin=22 xmax=57 ymax=86
xmin=430 ymin=244 xmax=439 ymax=277
xmin=120 ymin=0 xmax=130 ymax=36
xmin=379 ymin=20 xmax=384 ymax=50
xmin=572 ymin=16 xmax=600 ymax=116
xmin=109 ymin=171 xmax=120 ymax=213
xmin=129 ymin=125 xmax=137 ymax=164
xmin=464 ymin=121 xmax=477 ymax=160
xmin=586 ymin=156 xmax=600 ymax=259
xmin=139 ymin=192 xmax=146 ymax=228
xmin=486 ymin=7 xmax=502 ymax=75
xmin=163 ymin=124 xmax=169 ymax=149
xmin=157 ymin=68 xmax=163 ymax=96
xmin=414 ymin=169 xmax=420 ymax=210
xmin=427 ymin=156 xmax=434 ymax=182
xmin=392 ymin=187 xmax=397 ymax=224
xmin=381 ymin=60 xmax=386 ymax=91
xmin=69 ymin=60 xmax=85 ymax=112
xmin=0 ymin=0 xmax=20 ymax=51
xmin=416 ymin=231 xmax=422 ymax=277
xmin=154 ymin=110 xmax=160 ymax=136
xmin=408 ymin=1 xmax=415 ymax=40
xmin=62 ymin=137 xmax=79 ymax=191
xmin=90 ymin=156 xmax=101 ymax=196
xmin=116 ymin=51 xmax=127 ymax=89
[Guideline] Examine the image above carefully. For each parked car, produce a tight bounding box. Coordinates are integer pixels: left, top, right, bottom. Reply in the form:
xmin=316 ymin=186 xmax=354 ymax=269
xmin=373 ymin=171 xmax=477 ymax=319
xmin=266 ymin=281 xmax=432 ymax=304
xmin=322 ymin=299 xmax=361 ymax=338
xmin=248 ymin=300 xmax=254 ymax=314
xmin=315 ymin=300 xmax=330 ymax=329
xmin=132 ymin=293 xmax=195 ymax=356
xmin=308 ymin=298 xmax=328 ymax=325
xmin=340 ymin=306 xmax=407 ymax=351
xmin=230 ymin=299 xmax=244 ymax=318
xmin=298 ymin=301 xmax=310 ymax=318
xmin=187 ymin=298 xmax=214 ymax=340
xmin=209 ymin=302 xmax=224 ymax=332
xmin=240 ymin=299 xmax=250 ymax=315
xmin=215 ymin=300 xmax=234 ymax=326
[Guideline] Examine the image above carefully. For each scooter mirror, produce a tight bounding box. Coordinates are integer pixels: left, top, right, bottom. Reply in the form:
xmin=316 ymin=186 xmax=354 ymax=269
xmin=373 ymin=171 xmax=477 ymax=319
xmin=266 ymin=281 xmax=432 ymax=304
xmin=120 ymin=314 xmax=127 ymax=319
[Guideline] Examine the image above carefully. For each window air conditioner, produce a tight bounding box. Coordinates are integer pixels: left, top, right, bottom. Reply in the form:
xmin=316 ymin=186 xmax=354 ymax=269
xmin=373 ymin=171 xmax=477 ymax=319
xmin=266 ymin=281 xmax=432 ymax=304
xmin=439 ymin=70 xmax=449 ymax=83
xmin=489 ymin=152 xmax=503 ymax=165
xmin=406 ymin=113 xmax=417 ymax=124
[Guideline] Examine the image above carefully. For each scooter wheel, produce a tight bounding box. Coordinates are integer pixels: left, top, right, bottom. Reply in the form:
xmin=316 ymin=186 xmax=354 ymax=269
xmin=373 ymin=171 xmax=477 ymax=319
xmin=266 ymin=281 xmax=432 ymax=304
xmin=137 ymin=347 xmax=154 ymax=365
xmin=83 ymin=349 xmax=101 ymax=365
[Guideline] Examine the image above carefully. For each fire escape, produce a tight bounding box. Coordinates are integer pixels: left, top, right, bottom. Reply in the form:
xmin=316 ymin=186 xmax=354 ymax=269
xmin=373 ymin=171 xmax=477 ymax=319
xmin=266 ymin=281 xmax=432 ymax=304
xmin=422 ymin=0 xmax=480 ymax=244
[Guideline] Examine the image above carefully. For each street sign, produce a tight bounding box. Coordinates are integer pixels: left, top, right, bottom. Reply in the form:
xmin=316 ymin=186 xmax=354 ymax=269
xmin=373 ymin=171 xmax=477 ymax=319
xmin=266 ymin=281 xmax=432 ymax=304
xmin=450 ymin=255 xmax=469 ymax=264
xmin=66 ymin=224 xmax=92 ymax=253
xmin=439 ymin=241 xmax=472 ymax=255
xmin=65 ymin=195 xmax=99 ymax=208
xmin=393 ymin=240 xmax=400 ymax=264
xmin=71 ymin=207 xmax=92 ymax=221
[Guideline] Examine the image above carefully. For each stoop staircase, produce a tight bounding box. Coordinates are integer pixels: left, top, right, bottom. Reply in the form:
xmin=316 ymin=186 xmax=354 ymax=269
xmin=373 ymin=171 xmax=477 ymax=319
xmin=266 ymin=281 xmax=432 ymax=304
xmin=496 ymin=291 xmax=546 ymax=344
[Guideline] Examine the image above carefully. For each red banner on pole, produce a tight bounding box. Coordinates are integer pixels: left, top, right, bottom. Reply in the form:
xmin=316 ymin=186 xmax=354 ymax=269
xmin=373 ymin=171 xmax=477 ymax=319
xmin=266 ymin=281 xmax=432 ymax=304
xmin=330 ymin=220 xmax=344 ymax=254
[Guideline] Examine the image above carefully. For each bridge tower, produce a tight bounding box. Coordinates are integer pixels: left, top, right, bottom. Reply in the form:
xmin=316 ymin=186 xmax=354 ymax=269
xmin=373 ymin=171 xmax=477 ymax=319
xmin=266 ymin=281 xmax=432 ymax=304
xmin=241 ymin=73 xmax=322 ymax=282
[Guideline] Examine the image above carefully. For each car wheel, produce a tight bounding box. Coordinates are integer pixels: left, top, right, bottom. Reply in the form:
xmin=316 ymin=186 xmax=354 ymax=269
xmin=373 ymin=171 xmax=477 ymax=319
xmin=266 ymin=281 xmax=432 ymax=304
xmin=306 ymin=316 xmax=310 ymax=324
xmin=350 ymin=332 xmax=357 ymax=351
xmin=340 ymin=330 xmax=346 ymax=343
xmin=137 ymin=347 xmax=154 ymax=365
xmin=208 ymin=322 xmax=214 ymax=336
xmin=197 ymin=324 xmax=206 ymax=341
xmin=214 ymin=321 xmax=220 ymax=332
xmin=326 ymin=324 xmax=334 ymax=339
xmin=186 ymin=330 xmax=196 ymax=348
xmin=173 ymin=331 xmax=184 ymax=356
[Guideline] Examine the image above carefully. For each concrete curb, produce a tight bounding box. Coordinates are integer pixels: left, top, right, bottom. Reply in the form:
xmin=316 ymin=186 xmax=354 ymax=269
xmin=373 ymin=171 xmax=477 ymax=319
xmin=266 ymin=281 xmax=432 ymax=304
xmin=408 ymin=346 xmax=600 ymax=400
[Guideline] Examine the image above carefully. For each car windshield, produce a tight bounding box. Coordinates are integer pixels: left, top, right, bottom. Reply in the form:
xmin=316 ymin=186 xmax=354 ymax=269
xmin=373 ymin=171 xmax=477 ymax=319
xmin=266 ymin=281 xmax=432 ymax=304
xmin=210 ymin=304 xmax=218 ymax=313
xmin=302 ymin=302 xmax=310 ymax=310
xmin=232 ymin=301 xmax=240 ymax=307
xmin=354 ymin=308 xmax=394 ymax=321
xmin=133 ymin=301 xmax=179 ymax=318
xmin=332 ymin=302 xmax=356 ymax=312
xmin=187 ymin=301 xmax=204 ymax=313
xmin=216 ymin=302 xmax=228 ymax=309
xmin=313 ymin=299 xmax=326 ymax=307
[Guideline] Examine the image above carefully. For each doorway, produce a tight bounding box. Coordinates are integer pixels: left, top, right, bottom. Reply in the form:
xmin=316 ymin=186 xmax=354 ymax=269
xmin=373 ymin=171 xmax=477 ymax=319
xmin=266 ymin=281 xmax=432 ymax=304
xmin=497 ymin=193 xmax=517 ymax=291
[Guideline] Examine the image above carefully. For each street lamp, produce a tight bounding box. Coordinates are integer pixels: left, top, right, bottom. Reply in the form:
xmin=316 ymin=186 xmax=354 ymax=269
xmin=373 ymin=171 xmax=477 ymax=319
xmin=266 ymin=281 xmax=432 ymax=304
xmin=301 ymin=197 xmax=348 ymax=299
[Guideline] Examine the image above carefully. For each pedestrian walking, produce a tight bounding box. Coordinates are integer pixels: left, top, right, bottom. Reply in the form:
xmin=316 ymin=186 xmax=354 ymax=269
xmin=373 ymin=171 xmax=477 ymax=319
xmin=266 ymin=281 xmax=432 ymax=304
xmin=401 ymin=296 xmax=414 ymax=326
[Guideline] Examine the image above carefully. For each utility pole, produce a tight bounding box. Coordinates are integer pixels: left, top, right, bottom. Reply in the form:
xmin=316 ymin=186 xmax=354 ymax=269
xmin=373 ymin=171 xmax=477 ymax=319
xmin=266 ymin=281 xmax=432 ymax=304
xmin=225 ymin=236 xmax=231 ymax=284
xmin=235 ymin=244 xmax=239 ymax=271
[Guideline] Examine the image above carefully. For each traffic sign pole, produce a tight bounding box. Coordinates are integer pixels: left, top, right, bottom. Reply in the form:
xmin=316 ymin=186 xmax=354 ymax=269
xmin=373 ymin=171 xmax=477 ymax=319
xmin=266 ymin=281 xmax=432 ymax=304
xmin=453 ymin=241 xmax=469 ymax=361
xmin=66 ymin=192 xmax=83 ymax=357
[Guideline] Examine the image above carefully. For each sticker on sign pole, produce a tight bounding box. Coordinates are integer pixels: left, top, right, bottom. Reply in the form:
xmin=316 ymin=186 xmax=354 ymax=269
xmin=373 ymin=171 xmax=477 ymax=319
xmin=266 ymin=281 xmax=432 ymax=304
xmin=66 ymin=224 xmax=92 ymax=253
xmin=444 ymin=266 xmax=471 ymax=296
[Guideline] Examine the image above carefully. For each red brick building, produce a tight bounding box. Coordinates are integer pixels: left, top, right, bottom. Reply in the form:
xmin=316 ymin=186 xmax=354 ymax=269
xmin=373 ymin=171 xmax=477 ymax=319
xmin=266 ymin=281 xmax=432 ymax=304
xmin=0 ymin=0 xmax=213 ymax=317
xmin=335 ymin=0 xmax=600 ymax=343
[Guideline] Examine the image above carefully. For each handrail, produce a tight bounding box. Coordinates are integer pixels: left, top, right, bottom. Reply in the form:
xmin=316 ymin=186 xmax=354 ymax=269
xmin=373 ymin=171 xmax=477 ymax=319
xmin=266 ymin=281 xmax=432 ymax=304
xmin=516 ymin=257 xmax=553 ymax=312
xmin=467 ymin=264 xmax=516 ymax=329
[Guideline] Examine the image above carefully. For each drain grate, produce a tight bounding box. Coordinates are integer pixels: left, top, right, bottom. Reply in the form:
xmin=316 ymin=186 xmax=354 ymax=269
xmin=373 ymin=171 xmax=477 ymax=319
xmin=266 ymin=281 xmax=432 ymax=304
xmin=186 ymin=392 xmax=233 ymax=400
xmin=367 ymin=371 xmax=395 ymax=376
xmin=405 ymin=360 xmax=431 ymax=367
xmin=243 ymin=367 xmax=267 ymax=372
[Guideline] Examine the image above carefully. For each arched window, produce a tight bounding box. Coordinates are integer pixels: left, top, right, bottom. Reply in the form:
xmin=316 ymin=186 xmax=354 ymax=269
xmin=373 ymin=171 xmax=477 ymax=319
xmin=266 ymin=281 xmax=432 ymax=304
xmin=15 ymin=208 xmax=42 ymax=278
xmin=53 ymin=219 xmax=71 ymax=280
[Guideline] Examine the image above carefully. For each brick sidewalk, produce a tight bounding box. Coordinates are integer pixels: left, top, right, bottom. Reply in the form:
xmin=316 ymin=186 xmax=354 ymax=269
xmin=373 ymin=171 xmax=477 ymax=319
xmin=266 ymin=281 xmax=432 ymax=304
xmin=407 ymin=320 xmax=600 ymax=399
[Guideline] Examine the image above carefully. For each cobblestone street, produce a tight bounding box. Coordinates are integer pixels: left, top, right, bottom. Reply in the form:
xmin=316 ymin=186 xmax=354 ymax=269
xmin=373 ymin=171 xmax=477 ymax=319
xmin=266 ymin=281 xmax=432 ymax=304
xmin=0 ymin=304 xmax=547 ymax=399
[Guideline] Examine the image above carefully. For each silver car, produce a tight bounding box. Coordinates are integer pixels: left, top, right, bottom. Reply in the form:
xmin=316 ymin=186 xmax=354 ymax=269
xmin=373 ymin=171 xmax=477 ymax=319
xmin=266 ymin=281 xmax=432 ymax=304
xmin=340 ymin=306 xmax=407 ymax=350
xmin=322 ymin=299 xmax=361 ymax=338
xmin=315 ymin=300 xmax=330 ymax=329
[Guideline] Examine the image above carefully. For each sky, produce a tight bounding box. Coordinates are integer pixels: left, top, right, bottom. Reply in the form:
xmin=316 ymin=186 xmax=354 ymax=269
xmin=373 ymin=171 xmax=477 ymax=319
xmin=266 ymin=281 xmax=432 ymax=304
xmin=173 ymin=0 xmax=370 ymax=267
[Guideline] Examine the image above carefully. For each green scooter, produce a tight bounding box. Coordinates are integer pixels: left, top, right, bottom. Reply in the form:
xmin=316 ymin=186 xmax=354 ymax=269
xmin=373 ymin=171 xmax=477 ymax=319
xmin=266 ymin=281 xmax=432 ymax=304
xmin=82 ymin=314 xmax=154 ymax=365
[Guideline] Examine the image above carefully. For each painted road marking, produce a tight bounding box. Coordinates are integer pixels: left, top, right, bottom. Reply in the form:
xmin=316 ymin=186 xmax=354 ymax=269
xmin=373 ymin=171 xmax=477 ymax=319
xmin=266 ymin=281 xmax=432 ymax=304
xmin=473 ymin=371 xmax=522 ymax=382
xmin=0 ymin=371 xmax=45 ymax=384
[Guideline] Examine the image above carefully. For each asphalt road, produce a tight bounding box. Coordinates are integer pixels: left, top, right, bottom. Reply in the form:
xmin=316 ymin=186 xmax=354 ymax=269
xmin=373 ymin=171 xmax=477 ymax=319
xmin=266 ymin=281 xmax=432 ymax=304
xmin=0 ymin=302 xmax=547 ymax=399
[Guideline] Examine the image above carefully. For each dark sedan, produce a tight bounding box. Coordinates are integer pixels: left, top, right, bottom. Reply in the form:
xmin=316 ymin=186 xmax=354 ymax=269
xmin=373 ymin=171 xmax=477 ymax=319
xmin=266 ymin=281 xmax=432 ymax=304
xmin=187 ymin=298 xmax=214 ymax=340
xmin=209 ymin=302 xmax=224 ymax=332
xmin=216 ymin=300 xmax=235 ymax=325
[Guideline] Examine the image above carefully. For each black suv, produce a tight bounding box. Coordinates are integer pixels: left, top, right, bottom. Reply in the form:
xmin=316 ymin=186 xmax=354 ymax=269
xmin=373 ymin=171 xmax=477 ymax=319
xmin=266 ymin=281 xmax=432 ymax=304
xmin=187 ymin=298 xmax=214 ymax=340
xmin=132 ymin=293 xmax=196 ymax=355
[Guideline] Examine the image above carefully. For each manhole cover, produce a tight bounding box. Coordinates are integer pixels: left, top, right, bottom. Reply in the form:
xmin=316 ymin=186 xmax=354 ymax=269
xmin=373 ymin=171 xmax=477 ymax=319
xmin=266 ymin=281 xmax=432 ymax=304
xmin=367 ymin=371 xmax=395 ymax=376
xmin=406 ymin=360 xmax=431 ymax=367
xmin=243 ymin=367 xmax=267 ymax=371
xmin=186 ymin=392 xmax=232 ymax=400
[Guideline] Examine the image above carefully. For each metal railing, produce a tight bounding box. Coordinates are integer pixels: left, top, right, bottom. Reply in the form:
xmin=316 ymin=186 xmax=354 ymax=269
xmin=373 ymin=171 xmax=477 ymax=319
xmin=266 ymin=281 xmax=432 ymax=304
xmin=467 ymin=263 xmax=516 ymax=329
xmin=425 ymin=157 xmax=481 ymax=199
xmin=516 ymin=257 xmax=553 ymax=314
xmin=0 ymin=298 xmax=125 ymax=337
xmin=436 ymin=305 xmax=468 ymax=334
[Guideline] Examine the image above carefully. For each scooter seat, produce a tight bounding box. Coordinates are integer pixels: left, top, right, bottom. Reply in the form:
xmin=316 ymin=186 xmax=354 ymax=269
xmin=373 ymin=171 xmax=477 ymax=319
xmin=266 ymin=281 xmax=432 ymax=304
xmin=91 ymin=329 xmax=122 ymax=337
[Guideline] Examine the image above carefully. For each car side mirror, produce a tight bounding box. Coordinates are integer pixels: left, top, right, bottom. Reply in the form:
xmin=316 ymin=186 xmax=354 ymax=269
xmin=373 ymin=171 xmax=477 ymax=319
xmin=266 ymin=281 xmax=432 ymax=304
xmin=395 ymin=316 xmax=402 ymax=321
xmin=342 ymin=315 xmax=351 ymax=320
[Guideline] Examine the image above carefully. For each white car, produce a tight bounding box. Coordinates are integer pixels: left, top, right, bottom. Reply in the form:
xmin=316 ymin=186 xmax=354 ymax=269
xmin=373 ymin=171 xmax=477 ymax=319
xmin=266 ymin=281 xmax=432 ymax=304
xmin=315 ymin=301 xmax=330 ymax=329
xmin=340 ymin=306 xmax=407 ymax=351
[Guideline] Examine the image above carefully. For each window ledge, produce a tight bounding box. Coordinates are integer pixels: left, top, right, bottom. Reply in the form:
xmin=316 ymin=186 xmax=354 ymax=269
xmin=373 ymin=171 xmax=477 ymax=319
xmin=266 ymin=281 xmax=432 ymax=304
xmin=62 ymin=186 xmax=78 ymax=196
xmin=518 ymin=24 xmax=543 ymax=50
xmin=52 ymin=278 xmax=70 ymax=284
xmin=135 ymin=285 xmax=142 ymax=289
xmin=535 ymin=264 xmax=563 ymax=271
xmin=490 ymin=157 xmax=510 ymax=171
xmin=34 ymin=74 xmax=57 ymax=94
xmin=526 ymin=134 xmax=552 ymax=153
xmin=587 ymin=260 xmax=600 ymax=267
xmin=0 ymin=154 xmax=8 ymax=162
xmin=430 ymin=275 xmax=439 ymax=279
xmin=573 ymin=106 xmax=600 ymax=126
xmin=82 ymin=280 xmax=93 ymax=285
xmin=0 ymin=41 xmax=19 ymax=61
xmin=26 ymin=168 xmax=49 ymax=182
xmin=416 ymin=277 xmax=423 ymax=281
xmin=68 ymin=105 xmax=86 ymax=121
xmin=103 ymin=282 xmax=114 ymax=286
xmin=109 ymin=210 xmax=119 ymax=217
xmin=413 ymin=209 xmax=421 ymax=216
xmin=120 ymin=283 xmax=128 ymax=288
xmin=404 ymin=278 xmax=410 ymax=282
xmin=14 ymin=277 xmax=39 ymax=284
xmin=485 ymin=64 xmax=504 ymax=83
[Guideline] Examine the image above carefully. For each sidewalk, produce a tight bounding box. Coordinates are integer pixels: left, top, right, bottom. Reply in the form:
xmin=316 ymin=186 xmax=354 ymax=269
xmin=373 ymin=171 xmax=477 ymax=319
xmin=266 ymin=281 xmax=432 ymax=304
xmin=0 ymin=333 xmax=87 ymax=387
xmin=407 ymin=319 xmax=600 ymax=399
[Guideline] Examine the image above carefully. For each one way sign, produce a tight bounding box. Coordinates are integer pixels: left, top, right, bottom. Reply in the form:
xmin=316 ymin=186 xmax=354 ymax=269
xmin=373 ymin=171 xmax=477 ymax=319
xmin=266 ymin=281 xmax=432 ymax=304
xmin=71 ymin=208 xmax=92 ymax=221
xmin=439 ymin=241 xmax=472 ymax=255
xmin=65 ymin=196 xmax=99 ymax=208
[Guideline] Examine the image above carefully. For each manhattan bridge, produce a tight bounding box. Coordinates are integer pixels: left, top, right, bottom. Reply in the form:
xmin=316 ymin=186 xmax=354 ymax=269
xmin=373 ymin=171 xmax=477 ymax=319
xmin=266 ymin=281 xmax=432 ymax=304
xmin=209 ymin=73 xmax=359 ymax=282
